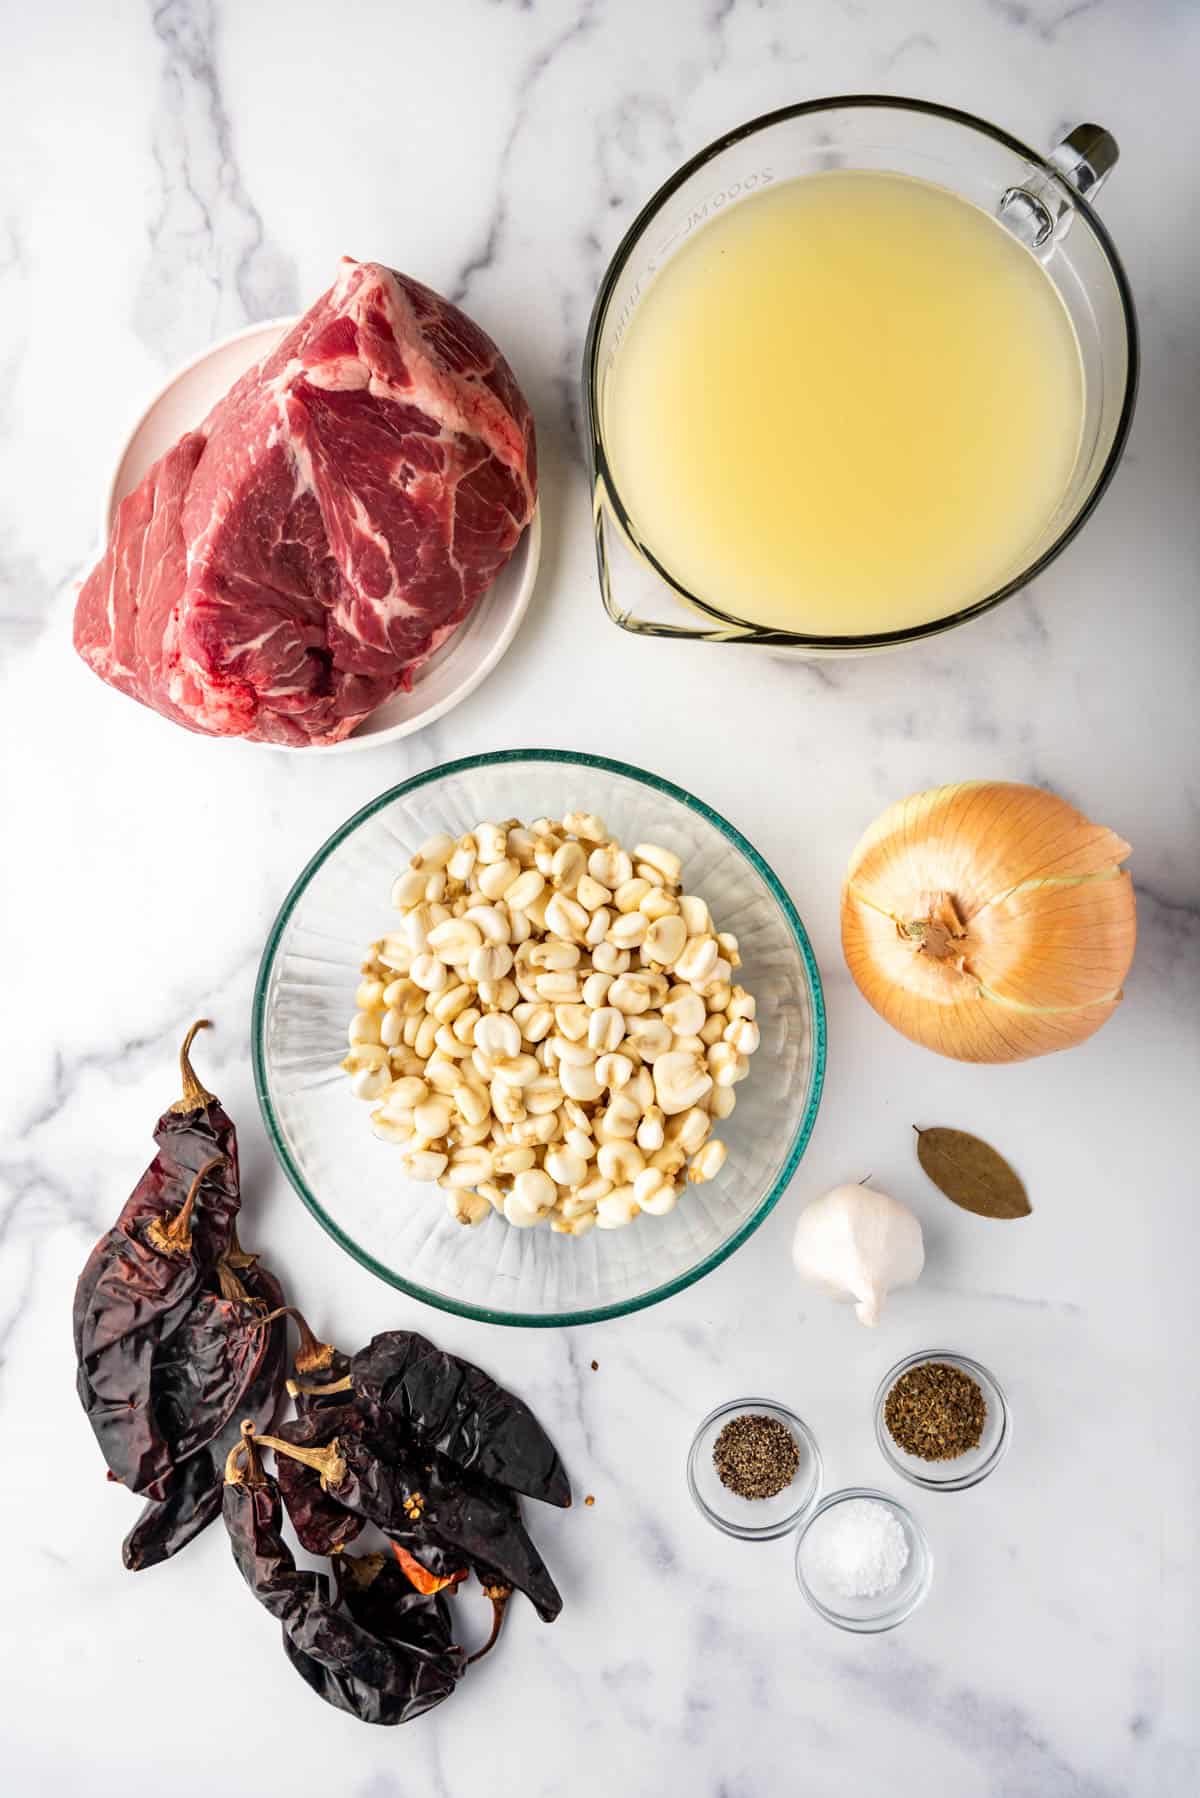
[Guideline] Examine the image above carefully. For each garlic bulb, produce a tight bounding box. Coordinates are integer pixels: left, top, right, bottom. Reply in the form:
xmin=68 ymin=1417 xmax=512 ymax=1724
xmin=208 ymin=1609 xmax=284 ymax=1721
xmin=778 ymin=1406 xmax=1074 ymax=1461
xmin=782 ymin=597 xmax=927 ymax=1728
xmin=841 ymin=781 xmax=1136 ymax=1063
xmin=792 ymin=1184 xmax=924 ymax=1326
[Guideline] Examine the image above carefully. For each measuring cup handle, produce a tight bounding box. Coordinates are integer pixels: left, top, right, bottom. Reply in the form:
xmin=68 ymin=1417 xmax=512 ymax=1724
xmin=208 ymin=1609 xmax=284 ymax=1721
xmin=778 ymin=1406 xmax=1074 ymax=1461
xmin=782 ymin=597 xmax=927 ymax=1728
xmin=999 ymin=121 xmax=1120 ymax=249
xmin=1049 ymin=123 xmax=1119 ymax=204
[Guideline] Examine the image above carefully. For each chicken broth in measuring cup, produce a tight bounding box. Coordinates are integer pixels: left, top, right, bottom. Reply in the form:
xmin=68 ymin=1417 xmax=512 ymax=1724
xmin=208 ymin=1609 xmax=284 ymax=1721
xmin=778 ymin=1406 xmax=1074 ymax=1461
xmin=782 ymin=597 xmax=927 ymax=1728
xmin=600 ymin=169 xmax=1086 ymax=639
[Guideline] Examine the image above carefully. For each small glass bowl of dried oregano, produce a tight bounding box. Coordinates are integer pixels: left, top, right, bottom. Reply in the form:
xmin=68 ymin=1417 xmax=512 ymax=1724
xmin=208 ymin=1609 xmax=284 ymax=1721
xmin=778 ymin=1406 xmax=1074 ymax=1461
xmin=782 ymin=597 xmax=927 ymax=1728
xmin=687 ymin=1398 xmax=822 ymax=1539
xmin=874 ymin=1350 xmax=1011 ymax=1492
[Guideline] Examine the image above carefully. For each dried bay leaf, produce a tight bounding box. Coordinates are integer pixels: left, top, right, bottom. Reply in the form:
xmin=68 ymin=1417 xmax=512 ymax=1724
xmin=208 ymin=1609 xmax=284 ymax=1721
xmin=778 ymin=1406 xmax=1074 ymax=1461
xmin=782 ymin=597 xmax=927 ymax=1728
xmin=913 ymin=1126 xmax=1031 ymax=1220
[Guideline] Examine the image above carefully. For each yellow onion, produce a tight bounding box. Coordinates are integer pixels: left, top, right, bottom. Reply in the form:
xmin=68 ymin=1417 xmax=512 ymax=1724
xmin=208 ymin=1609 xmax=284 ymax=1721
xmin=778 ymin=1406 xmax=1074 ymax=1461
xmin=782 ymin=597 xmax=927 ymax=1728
xmin=841 ymin=781 xmax=1136 ymax=1063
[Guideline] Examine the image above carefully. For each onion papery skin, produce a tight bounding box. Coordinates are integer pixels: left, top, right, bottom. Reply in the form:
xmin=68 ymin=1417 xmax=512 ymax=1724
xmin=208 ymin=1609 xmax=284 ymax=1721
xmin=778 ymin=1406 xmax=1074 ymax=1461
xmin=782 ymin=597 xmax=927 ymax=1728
xmin=840 ymin=782 xmax=1137 ymax=1063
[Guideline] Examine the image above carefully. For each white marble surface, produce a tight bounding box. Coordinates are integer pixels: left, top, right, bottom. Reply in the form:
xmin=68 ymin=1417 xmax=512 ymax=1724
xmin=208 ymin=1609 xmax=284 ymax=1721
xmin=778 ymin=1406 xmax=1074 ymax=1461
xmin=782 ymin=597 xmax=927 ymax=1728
xmin=3 ymin=2 xmax=1198 ymax=1793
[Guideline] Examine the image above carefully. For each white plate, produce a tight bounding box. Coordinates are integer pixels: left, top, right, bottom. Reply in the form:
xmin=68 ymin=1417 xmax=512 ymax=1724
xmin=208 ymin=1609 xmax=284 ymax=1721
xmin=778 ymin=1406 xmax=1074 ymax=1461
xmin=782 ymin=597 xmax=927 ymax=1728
xmin=102 ymin=318 xmax=541 ymax=753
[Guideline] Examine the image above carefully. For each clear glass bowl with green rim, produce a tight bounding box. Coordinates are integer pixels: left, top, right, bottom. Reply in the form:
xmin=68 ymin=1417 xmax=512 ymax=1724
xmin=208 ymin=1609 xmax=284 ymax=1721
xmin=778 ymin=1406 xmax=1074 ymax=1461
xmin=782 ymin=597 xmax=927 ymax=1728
xmin=252 ymin=749 xmax=825 ymax=1326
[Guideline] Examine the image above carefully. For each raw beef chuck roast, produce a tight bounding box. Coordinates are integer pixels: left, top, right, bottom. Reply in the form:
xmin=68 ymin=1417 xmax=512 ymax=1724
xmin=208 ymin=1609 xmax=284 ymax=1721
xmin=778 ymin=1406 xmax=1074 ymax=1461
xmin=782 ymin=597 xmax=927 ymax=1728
xmin=74 ymin=259 xmax=537 ymax=746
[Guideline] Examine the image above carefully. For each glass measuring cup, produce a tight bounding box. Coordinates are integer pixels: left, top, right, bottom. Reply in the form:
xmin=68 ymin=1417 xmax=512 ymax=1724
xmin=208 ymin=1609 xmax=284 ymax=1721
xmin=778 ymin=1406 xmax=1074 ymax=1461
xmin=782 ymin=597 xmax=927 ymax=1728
xmin=582 ymin=96 xmax=1138 ymax=656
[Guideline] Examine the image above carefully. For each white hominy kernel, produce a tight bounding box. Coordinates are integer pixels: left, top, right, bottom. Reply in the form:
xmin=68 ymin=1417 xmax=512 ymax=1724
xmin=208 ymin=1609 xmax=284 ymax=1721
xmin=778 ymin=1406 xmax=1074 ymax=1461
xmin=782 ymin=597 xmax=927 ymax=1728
xmin=474 ymin=1012 xmax=522 ymax=1060
xmin=627 ymin=1066 xmax=655 ymax=1110
xmin=503 ymin=1194 xmax=543 ymax=1228
xmin=351 ymin=1065 xmax=391 ymax=1101
xmin=513 ymin=1001 xmax=554 ymax=1042
xmin=424 ymin=1058 xmax=463 ymax=1094
xmin=575 ymin=874 xmax=612 ymax=911
xmin=588 ymin=1007 xmax=626 ymax=1053
xmin=414 ymin=1097 xmax=452 ymax=1139
xmin=445 ymin=1189 xmax=490 ymax=1227
xmin=535 ymin=971 xmax=581 ymax=1002
xmin=504 ymin=868 xmax=545 ymax=913
xmin=565 ymin=1128 xmax=594 ymax=1161
xmin=609 ymin=911 xmax=648 ymax=949
xmin=545 ymin=1146 xmax=588 ymax=1189
xmin=725 ymin=1017 xmax=761 ymax=1056
xmin=613 ymin=877 xmax=652 ymax=914
xmin=493 ymin=1144 xmax=537 ymax=1175
xmin=402 ymin=1149 xmax=449 ymax=1181
xmin=595 ymin=1051 xmax=635 ymax=1092
xmin=477 ymin=858 xmax=521 ymax=901
xmin=636 ymin=1179 xmax=678 ymax=1217
xmin=431 ymin=983 xmax=473 ymax=1025
xmin=561 ymin=811 xmax=607 ymax=843
xmin=379 ymin=1008 xmax=405 ymax=1048
xmin=576 ymin=1174 xmax=613 ymax=1206
xmin=662 ymin=988 xmax=706 ymax=1036
xmin=469 ymin=942 xmax=514 ymax=983
xmin=349 ymin=1012 xmax=382 ymax=1046
xmin=634 ymin=842 xmax=682 ymax=883
xmin=454 ymin=1085 xmax=490 ymax=1128
xmin=391 ymin=869 xmax=428 ymax=910
xmin=524 ymin=1074 xmax=564 ymax=1115
xmin=474 ymin=822 xmax=509 ymax=864
xmin=670 ymin=1107 xmax=712 ymax=1155
xmin=707 ymin=1041 xmax=742 ymax=1087
xmin=356 ymin=977 xmax=385 ymax=1011
xmin=644 ymin=915 xmax=687 ymax=966
xmin=678 ymin=895 xmax=711 ymax=937
xmin=560 ymin=1060 xmax=603 ymax=1102
xmin=513 ymin=1168 xmax=557 ymax=1214
xmin=598 ymin=1140 xmax=645 ymax=1183
xmin=596 ymin=1185 xmax=639 ymax=1228
xmin=451 ymin=1007 xmax=481 ymax=1046
xmin=465 ymin=904 xmax=510 ymax=945
xmin=553 ymin=1002 xmax=590 ymax=1042
xmin=413 ymin=1015 xmax=438 ymax=1060
xmin=675 ymin=934 xmax=720 ymax=985
xmin=653 ymin=1051 xmax=713 ymax=1116
xmin=710 ymin=1084 xmax=737 ymax=1120
xmin=699 ymin=1014 xmax=726 ymax=1046
xmin=688 ymin=1139 xmax=727 ymax=1183
xmin=624 ymin=1015 xmax=672 ymax=1061
xmin=550 ymin=841 xmax=587 ymax=892
xmin=554 ymin=1035 xmax=596 ymax=1068
xmin=608 ymin=974 xmax=654 ymax=1016
xmin=411 ymin=833 xmax=456 ymax=873
xmin=552 ymin=1212 xmax=597 ymax=1236
xmin=491 ymin=1053 xmax=541 ymax=1088
xmin=589 ymin=844 xmax=633 ymax=889
xmin=591 ymin=941 xmax=630 ymax=975
xmin=410 ymin=953 xmax=450 ymax=994
xmin=636 ymin=1107 xmax=665 ymax=1152
xmin=447 ymin=837 xmax=477 ymax=883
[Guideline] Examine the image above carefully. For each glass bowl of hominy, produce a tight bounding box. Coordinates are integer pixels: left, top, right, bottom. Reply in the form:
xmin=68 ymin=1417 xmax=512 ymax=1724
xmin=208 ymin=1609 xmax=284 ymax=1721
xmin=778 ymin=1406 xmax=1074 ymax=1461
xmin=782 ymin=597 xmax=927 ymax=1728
xmin=253 ymin=748 xmax=825 ymax=1326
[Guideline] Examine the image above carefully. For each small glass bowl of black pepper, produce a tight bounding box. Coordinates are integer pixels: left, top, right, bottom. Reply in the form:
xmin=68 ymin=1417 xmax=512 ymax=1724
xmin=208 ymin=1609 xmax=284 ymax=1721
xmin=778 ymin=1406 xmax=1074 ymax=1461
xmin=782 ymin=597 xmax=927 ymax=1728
xmin=874 ymin=1350 xmax=1011 ymax=1492
xmin=688 ymin=1398 xmax=822 ymax=1539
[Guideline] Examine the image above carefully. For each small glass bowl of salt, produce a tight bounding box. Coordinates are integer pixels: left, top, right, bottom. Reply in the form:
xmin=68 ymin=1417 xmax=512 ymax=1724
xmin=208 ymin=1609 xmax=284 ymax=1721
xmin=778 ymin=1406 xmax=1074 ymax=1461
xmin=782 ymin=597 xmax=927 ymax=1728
xmin=794 ymin=1488 xmax=932 ymax=1632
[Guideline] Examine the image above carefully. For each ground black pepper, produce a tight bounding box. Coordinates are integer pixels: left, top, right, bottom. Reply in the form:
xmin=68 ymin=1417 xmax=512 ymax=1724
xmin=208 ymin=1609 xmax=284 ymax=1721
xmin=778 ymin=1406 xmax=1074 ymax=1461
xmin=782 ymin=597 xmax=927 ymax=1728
xmin=712 ymin=1413 xmax=799 ymax=1500
xmin=885 ymin=1361 xmax=986 ymax=1461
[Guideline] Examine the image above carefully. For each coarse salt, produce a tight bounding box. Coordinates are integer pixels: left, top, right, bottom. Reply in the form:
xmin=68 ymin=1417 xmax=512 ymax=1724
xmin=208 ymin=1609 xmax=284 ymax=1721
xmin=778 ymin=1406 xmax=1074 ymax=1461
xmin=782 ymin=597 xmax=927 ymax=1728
xmin=801 ymin=1498 xmax=909 ymax=1600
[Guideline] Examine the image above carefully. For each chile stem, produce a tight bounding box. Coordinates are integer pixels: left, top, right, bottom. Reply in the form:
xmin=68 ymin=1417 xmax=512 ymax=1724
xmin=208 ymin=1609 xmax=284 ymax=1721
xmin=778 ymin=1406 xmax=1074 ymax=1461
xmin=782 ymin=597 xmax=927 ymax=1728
xmin=467 ymin=1582 xmax=513 ymax=1663
xmin=254 ymin=1306 xmax=339 ymax=1375
xmin=251 ymin=1432 xmax=348 ymax=1491
xmin=146 ymin=1154 xmax=225 ymax=1256
xmin=171 ymin=1020 xmax=217 ymax=1114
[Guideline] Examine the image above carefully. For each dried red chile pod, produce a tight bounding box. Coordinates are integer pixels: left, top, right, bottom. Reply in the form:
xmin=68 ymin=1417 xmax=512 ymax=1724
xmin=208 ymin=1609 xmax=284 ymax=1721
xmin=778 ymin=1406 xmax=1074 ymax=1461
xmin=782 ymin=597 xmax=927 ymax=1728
xmin=223 ymin=1435 xmax=464 ymax=1726
xmin=121 ymin=1259 xmax=288 ymax=1571
xmin=350 ymin=1331 xmax=571 ymax=1508
xmin=257 ymin=1430 xmax=563 ymax=1622
xmin=74 ymin=1022 xmax=243 ymax=1496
